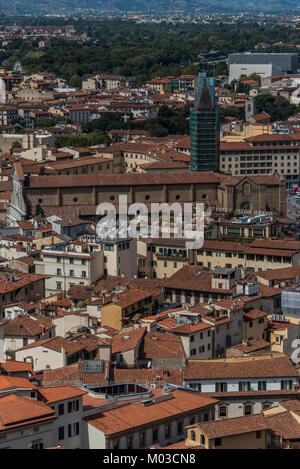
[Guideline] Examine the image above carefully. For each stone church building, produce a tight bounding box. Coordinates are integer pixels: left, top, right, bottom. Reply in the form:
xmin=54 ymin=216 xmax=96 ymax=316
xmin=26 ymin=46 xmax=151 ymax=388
xmin=7 ymin=163 xmax=286 ymax=223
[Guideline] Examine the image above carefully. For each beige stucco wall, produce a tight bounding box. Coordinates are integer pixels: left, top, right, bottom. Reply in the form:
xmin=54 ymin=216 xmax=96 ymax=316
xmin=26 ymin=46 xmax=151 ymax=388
xmin=16 ymin=346 xmax=65 ymax=371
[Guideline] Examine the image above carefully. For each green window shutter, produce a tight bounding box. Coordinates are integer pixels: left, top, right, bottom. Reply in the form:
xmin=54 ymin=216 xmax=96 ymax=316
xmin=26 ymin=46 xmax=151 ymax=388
xmin=263 ymin=381 xmax=267 ymax=391
xmin=239 ymin=382 xmax=242 ymax=391
xmin=215 ymin=383 xmax=219 ymax=392
xmin=224 ymin=383 xmax=227 ymax=392
xmin=281 ymin=380 xmax=284 ymax=390
xmin=248 ymin=382 xmax=251 ymax=391
xmin=258 ymin=382 xmax=261 ymax=391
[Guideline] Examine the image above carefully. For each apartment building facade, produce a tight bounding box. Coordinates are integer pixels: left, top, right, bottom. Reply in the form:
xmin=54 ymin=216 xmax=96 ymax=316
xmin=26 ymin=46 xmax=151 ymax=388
xmin=100 ymin=237 xmax=137 ymax=278
xmin=183 ymin=356 xmax=298 ymax=394
xmin=218 ymin=217 xmax=286 ymax=240
xmin=172 ymin=322 xmax=213 ymax=360
xmin=220 ymin=133 xmax=300 ymax=187
xmin=100 ymin=286 xmax=164 ymax=331
xmin=37 ymin=247 xmax=103 ymax=296
xmin=195 ymin=239 xmax=300 ymax=272
xmin=0 ymin=394 xmax=56 ymax=450
xmin=185 ymin=399 xmax=300 ymax=449
xmin=172 ymin=75 xmax=197 ymax=93
xmin=138 ymin=237 xmax=300 ymax=283
xmin=83 ymin=389 xmax=217 ymax=449
xmin=15 ymin=334 xmax=99 ymax=371
xmin=38 ymin=386 xmax=87 ymax=450
xmin=3 ymin=313 xmax=55 ymax=356
xmin=145 ymin=78 xmax=173 ymax=94
xmin=0 ymin=272 xmax=46 ymax=310
xmin=0 ymin=105 xmax=18 ymax=126
xmin=138 ymin=238 xmax=191 ymax=279
xmin=185 ymin=414 xmax=269 ymax=449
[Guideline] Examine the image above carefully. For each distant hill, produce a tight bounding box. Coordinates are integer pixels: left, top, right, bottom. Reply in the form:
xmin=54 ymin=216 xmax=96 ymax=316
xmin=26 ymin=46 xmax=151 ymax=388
xmin=0 ymin=0 xmax=299 ymax=15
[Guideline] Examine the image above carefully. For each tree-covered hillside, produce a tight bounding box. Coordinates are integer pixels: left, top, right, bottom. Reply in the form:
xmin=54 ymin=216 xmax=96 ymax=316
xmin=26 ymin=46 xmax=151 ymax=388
xmin=0 ymin=0 xmax=299 ymax=14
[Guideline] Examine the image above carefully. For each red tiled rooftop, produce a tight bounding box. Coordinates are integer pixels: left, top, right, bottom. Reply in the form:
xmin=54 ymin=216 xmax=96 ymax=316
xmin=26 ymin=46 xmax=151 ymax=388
xmin=112 ymin=328 xmax=146 ymax=354
xmin=0 ymin=376 xmax=36 ymax=391
xmin=184 ymin=356 xmax=297 ymax=380
xmin=196 ymin=413 xmax=269 ymax=439
xmin=85 ymin=390 xmax=218 ymax=435
xmin=0 ymin=394 xmax=55 ymax=430
xmin=38 ymin=386 xmax=87 ymax=404
xmin=0 ymin=360 xmax=33 ymax=374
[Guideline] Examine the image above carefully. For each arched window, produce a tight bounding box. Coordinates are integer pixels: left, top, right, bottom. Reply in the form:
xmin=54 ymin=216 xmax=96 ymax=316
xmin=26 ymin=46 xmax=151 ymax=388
xmin=191 ymin=431 xmax=196 ymax=441
xmin=242 ymin=182 xmax=251 ymax=197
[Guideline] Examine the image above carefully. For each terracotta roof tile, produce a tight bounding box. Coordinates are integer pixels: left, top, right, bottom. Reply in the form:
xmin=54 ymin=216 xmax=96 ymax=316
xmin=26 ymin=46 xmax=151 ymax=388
xmin=0 ymin=394 xmax=55 ymax=430
xmin=184 ymin=356 xmax=297 ymax=380
xmin=243 ymin=309 xmax=268 ymax=320
xmin=0 ymin=376 xmax=36 ymax=391
xmin=85 ymin=390 xmax=218 ymax=435
xmin=38 ymin=386 xmax=87 ymax=404
xmin=0 ymin=360 xmax=33 ymax=374
xmin=3 ymin=313 xmax=55 ymax=337
xmin=42 ymin=361 xmax=184 ymax=387
xmin=139 ymin=331 xmax=186 ymax=360
xmin=0 ymin=273 xmax=47 ymax=295
xmin=112 ymin=328 xmax=146 ymax=354
xmin=162 ymin=265 xmax=234 ymax=294
xmin=16 ymin=333 xmax=100 ymax=355
xmin=264 ymin=401 xmax=300 ymax=439
xmin=257 ymin=266 xmax=300 ymax=282
xmin=231 ymin=339 xmax=271 ymax=353
xmin=197 ymin=413 xmax=269 ymax=439
xmin=110 ymin=286 xmax=162 ymax=308
xmin=172 ymin=322 xmax=212 ymax=334
xmin=251 ymin=112 xmax=271 ymax=121
xmin=250 ymin=238 xmax=300 ymax=251
xmin=28 ymin=171 xmax=224 ymax=189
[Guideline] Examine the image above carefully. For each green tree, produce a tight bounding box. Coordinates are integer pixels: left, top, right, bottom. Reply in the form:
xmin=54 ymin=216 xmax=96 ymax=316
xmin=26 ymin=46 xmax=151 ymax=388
xmin=36 ymin=118 xmax=57 ymax=128
xmin=69 ymin=74 xmax=81 ymax=88
xmin=220 ymin=105 xmax=245 ymax=123
xmin=9 ymin=141 xmax=21 ymax=154
xmin=255 ymin=94 xmax=296 ymax=121
xmin=35 ymin=203 xmax=44 ymax=218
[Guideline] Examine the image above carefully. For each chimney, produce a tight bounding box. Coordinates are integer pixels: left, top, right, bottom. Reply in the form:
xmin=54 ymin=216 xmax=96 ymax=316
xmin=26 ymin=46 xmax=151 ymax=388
xmin=60 ymin=346 xmax=67 ymax=367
